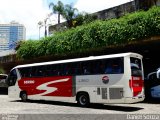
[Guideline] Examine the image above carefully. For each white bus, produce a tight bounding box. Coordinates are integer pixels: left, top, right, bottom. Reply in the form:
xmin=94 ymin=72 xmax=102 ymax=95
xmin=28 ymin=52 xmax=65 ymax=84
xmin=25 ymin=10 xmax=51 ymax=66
xmin=8 ymin=52 xmax=144 ymax=107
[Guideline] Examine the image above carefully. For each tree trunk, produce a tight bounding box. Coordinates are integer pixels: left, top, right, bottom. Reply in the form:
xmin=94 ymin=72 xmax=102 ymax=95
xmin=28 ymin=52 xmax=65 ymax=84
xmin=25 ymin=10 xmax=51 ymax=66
xmin=58 ymin=13 xmax=60 ymax=24
xmin=67 ymin=20 xmax=73 ymax=28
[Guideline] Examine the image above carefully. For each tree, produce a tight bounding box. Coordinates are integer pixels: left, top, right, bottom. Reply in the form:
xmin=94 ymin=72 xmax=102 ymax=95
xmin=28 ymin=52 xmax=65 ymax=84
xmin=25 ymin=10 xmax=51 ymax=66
xmin=63 ymin=4 xmax=78 ymax=28
xmin=49 ymin=1 xmax=64 ymax=24
xmin=49 ymin=1 xmax=96 ymax=29
xmin=74 ymin=12 xmax=98 ymax=27
xmin=14 ymin=40 xmax=25 ymax=51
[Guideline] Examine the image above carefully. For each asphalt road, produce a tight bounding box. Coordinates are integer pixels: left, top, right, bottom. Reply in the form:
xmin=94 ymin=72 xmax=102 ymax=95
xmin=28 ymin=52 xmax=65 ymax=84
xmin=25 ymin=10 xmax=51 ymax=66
xmin=0 ymin=93 xmax=160 ymax=120
xmin=0 ymin=87 xmax=160 ymax=120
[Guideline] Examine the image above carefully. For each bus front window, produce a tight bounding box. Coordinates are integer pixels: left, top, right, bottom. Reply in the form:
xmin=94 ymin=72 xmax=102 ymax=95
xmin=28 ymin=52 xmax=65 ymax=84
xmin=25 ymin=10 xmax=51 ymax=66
xmin=7 ymin=69 xmax=17 ymax=86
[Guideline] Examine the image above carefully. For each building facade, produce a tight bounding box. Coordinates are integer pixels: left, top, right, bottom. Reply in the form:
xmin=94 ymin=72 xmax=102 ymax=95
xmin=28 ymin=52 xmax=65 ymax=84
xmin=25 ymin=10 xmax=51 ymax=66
xmin=0 ymin=21 xmax=26 ymax=52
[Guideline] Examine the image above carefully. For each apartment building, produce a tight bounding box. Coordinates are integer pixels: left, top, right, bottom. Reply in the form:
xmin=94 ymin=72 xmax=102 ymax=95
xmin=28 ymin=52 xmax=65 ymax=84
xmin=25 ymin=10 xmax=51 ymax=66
xmin=0 ymin=21 xmax=26 ymax=52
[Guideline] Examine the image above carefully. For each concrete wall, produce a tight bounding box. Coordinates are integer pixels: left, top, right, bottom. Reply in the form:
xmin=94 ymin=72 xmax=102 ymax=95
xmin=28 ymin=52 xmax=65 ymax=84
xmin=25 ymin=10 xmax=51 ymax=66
xmin=94 ymin=1 xmax=136 ymax=20
xmin=0 ymin=50 xmax=16 ymax=63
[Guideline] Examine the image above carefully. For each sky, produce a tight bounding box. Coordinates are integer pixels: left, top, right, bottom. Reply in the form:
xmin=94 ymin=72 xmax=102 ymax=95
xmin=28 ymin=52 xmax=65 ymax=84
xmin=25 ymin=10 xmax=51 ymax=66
xmin=0 ymin=0 xmax=132 ymax=40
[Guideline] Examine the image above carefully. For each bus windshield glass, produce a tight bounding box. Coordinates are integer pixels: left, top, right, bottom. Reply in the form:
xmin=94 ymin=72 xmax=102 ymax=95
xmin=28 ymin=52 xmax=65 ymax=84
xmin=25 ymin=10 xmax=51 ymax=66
xmin=130 ymin=57 xmax=142 ymax=77
xmin=7 ymin=69 xmax=17 ymax=86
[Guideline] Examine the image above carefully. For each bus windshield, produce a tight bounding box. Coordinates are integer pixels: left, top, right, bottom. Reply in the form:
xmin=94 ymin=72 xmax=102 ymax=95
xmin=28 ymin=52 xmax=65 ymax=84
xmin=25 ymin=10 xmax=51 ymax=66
xmin=130 ymin=57 xmax=142 ymax=77
xmin=7 ymin=69 xmax=17 ymax=86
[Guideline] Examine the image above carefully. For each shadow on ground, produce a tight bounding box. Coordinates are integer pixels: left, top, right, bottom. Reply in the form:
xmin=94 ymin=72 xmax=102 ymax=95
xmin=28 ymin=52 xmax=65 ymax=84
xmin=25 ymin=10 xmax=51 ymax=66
xmin=11 ymin=99 xmax=143 ymax=112
xmin=143 ymin=98 xmax=160 ymax=104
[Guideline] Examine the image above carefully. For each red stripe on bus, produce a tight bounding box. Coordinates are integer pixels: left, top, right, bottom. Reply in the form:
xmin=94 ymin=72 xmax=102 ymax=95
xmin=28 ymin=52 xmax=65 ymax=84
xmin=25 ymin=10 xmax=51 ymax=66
xmin=18 ymin=76 xmax=73 ymax=97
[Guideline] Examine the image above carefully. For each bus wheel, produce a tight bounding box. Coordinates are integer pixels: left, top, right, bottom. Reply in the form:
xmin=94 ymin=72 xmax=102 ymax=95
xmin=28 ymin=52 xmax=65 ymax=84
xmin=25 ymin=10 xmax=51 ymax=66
xmin=77 ymin=93 xmax=90 ymax=107
xmin=20 ymin=92 xmax=28 ymax=102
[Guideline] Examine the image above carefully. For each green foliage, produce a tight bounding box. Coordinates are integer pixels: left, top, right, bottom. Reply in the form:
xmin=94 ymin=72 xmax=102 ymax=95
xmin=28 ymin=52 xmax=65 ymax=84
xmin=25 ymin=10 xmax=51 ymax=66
xmin=17 ymin=40 xmax=40 ymax=59
xmin=74 ymin=13 xmax=98 ymax=26
xmin=63 ymin=4 xmax=78 ymax=28
xmin=14 ymin=40 xmax=25 ymax=51
xmin=17 ymin=7 xmax=160 ymax=60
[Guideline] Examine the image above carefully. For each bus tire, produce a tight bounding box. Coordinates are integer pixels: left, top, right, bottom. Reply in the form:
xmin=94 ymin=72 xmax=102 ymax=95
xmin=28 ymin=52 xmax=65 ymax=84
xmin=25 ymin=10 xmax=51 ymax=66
xmin=20 ymin=91 xmax=28 ymax=102
xmin=77 ymin=93 xmax=90 ymax=107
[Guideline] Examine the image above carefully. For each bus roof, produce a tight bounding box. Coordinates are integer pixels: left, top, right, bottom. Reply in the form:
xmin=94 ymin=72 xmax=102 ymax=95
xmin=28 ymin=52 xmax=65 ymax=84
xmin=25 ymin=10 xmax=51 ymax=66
xmin=13 ymin=52 xmax=142 ymax=69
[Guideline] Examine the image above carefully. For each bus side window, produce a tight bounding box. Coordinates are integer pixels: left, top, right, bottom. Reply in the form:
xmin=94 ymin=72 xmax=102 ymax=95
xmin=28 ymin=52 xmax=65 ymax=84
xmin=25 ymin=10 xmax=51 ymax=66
xmin=72 ymin=62 xmax=82 ymax=75
xmin=99 ymin=60 xmax=105 ymax=74
xmin=30 ymin=66 xmax=46 ymax=77
xmin=82 ymin=62 xmax=90 ymax=75
xmin=62 ymin=64 xmax=70 ymax=75
xmin=45 ymin=65 xmax=54 ymax=76
xmin=104 ymin=59 xmax=113 ymax=74
xmin=35 ymin=66 xmax=45 ymax=77
xmin=65 ymin=63 xmax=72 ymax=75
xmin=104 ymin=58 xmax=124 ymax=74
xmin=19 ymin=67 xmax=31 ymax=78
xmin=56 ymin=65 xmax=63 ymax=76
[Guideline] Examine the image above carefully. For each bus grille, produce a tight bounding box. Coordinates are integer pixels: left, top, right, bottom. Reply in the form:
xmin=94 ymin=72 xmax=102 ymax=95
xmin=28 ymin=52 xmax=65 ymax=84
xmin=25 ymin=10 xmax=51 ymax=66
xmin=109 ymin=88 xmax=123 ymax=99
xmin=102 ymin=88 xmax=108 ymax=99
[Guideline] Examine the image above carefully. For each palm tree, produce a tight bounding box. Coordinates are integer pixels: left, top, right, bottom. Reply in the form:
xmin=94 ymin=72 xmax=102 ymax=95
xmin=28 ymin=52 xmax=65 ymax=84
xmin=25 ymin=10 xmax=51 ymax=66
xmin=49 ymin=1 xmax=64 ymax=24
xmin=63 ymin=4 xmax=78 ymax=28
